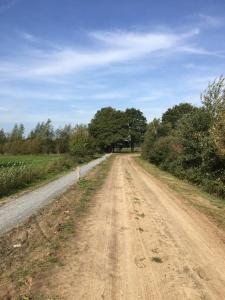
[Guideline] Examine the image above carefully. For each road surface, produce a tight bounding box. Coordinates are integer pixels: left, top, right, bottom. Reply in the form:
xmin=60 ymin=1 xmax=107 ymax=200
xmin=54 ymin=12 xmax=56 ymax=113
xmin=48 ymin=155 xmax=225 ymax=300
xmin=0 ymin=154 xmax=110 ymax=235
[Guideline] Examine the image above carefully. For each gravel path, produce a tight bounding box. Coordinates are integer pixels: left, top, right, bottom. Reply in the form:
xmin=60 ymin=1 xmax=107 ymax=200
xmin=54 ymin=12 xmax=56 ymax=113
xmin=0 ymin=154 xmax=110 ymax=235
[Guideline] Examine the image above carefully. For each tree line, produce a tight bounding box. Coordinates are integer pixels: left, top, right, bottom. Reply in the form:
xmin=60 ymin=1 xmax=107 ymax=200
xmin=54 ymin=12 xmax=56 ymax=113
xmin=142 ymin=77 xmax=225 ymax=197
xmin=0 ymin=107 xmax=147 ymax=159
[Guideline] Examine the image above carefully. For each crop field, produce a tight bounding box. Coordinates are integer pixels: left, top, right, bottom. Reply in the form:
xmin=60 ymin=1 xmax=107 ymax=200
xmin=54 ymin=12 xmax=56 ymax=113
xmin=0 ymin=154 xmax=73 ymax=198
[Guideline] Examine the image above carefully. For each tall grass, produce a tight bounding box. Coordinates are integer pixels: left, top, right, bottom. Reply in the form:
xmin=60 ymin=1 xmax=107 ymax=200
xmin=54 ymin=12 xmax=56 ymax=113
xmin=0 ymin=156 xmax=74 ymax=197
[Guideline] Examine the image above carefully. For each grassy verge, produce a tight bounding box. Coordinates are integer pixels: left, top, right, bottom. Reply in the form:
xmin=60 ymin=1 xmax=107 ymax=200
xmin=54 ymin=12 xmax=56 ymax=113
xmin=135 ymin=157 xmax=225 ymax=230
xmin=0 ymin=154 xmax=103 ymax=200
xmin=0 ymin=155 xmax=113 ymax=300
xmin=0 ymin=155 xmax=75 ymax=199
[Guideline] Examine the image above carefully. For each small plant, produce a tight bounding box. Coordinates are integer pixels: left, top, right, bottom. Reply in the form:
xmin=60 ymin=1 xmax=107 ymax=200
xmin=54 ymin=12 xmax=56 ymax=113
xmin=137 ymin=213 xmax=145 ymax=218
xmin=18 ymin=295 xmax=32 ymax=300
xmin=137 ymin=227 xmax=144 ymax=232
xmin=151 ymin=256 xmax=163 ymax=263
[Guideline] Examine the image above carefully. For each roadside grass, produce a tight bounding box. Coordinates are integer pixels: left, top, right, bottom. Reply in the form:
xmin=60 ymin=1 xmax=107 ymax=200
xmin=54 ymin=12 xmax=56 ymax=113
xmin=0 ymin=154 xmax=76 ymax=199
xmin=135 ymin=157 xmax=225 ymax=230
xmin=0 ymin=155 xmax=113 ymax=300
xmin=0 ymin=154 xmax=102 ymax=200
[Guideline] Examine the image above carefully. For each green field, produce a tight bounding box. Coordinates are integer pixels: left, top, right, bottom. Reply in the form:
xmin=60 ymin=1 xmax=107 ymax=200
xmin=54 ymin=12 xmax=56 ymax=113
xmin=0 ymin=154 xmax=61 ymax=167
xmin=0 ymin=154 xmax=74 ymax=198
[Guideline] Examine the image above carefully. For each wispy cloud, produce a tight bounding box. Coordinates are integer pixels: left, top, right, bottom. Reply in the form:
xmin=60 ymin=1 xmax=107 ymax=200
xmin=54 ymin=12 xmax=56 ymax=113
xmin=0 ymin=0 xmax=22 ymax=13
xmin=0 ymin=87 xmax=75 ymax=101
xmin=1 ymin=23 xmax=224 ymax=129
xmin=20 ymin=31 xmax=35 ymax=41
xmin=199 ymin=14 xmax=224 ymax=28
xmin=0 ymin=28 xmax=209 ymax=80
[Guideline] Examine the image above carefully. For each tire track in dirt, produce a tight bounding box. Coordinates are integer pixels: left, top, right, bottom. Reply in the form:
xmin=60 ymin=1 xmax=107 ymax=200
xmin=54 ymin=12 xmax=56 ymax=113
xmin=41 ymin=155 xmax=225 ymax=300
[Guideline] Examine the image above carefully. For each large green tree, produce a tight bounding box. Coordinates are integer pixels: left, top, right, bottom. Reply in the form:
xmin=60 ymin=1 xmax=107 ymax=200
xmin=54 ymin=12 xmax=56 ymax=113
xmin=162 ymin=103 xmax=197 ymax=128
xmin=125 ymin=108 xmax=147 ymax=152
xmin=89 ymin=107 xmax=127 ymax=152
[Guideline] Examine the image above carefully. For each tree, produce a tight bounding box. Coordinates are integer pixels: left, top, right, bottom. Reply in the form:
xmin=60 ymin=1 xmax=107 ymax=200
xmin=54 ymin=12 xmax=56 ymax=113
xmin=176 ymin=108 xmax=211 ymax=168
xmin=9 ymin=124 xmax=24 ymax=141
xmin=55 ymin=125 xmax=72 ymax=154
xmin=89 ymin=107 xmax=127 ymax=152
xmin=162 ymin=103 xmax=197 ymax=128
xmin=29 ymin=119 xmax=54 ymax=153
xmin=211 ymin=109 xmax=225 ymax=156
xmin=125 ymin=108 xmax=147 ymax=152
xmin=69 ymin=125 xmax=94 ymax=162
xmin=201 ymin=76 xmax=225 ymax=157
xmin=201 ymin=76 xmax=225 ymax=124
xmin=0 ymin=129 xmax=6 ymax=154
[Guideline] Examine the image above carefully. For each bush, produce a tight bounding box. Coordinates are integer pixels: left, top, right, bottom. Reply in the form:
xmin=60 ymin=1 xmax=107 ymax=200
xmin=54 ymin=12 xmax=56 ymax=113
xmin=142 ymin=77 xmax=225 ymax=199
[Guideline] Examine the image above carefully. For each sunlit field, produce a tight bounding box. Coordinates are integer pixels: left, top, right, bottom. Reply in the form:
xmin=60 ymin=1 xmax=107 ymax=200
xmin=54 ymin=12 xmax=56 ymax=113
xmin=0 ymin=154 xmax=73 ymax=197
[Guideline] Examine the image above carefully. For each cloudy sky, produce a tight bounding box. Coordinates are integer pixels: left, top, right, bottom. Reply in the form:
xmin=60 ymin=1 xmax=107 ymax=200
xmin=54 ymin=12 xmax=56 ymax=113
xmin=0 ymin=0 xmax=225 ymax=132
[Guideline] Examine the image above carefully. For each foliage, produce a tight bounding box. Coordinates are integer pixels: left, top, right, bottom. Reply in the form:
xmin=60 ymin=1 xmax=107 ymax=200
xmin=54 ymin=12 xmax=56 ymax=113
xmin=142 ymin=77 xmax=225 ymax=198
xmin=162 ymin=103 xmax=197 ymax=128
xmin=55 ymin=125 xmax=72 ymax=154
xmin=89 ymin=107 xmax=127 ymax=152
xmin=125 ymin=108 xmax=147 ymax=152
xmin=89 ymin=107 xmax=146 ymax=152
xmin=0 ymin=155 xmax=74 ymax=197
xmin=69 ymin=125 xmax=95 ymax=162
xmin=211 ymin=109 xmax=225 ymax=156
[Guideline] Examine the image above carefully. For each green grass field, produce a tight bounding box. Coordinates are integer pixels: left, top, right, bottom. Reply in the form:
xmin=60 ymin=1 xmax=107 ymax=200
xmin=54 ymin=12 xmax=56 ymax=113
xmin=0 ymin=154 xmax=61 ymax=167
xmin=0 ymin=154 xmax=74 ymax=198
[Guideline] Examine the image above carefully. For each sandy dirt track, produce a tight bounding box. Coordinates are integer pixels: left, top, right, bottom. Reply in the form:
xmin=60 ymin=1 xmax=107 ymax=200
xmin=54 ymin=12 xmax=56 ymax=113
xmin=45 ymin=155 xmax=225 ymax=300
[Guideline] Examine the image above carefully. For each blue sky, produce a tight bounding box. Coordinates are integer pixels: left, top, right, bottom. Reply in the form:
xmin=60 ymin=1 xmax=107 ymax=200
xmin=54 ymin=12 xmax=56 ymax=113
xmin=0 ymin=0 xmax=225 ymax=132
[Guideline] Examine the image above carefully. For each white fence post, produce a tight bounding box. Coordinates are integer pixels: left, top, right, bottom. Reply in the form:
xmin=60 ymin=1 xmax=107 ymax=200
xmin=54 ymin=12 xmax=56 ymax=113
xmin=77 ymin=166 xmax=80 ymax=181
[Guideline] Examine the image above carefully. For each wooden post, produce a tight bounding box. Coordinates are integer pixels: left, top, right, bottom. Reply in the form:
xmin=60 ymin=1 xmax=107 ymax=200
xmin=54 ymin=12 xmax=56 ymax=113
xmin=77 ymin=166 xmax=80 ymax=181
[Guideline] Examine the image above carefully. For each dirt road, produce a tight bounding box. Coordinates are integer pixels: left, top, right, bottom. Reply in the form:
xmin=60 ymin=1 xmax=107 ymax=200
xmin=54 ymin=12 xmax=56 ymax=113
xmin=44 ymin=155 xmax=225 ymax=299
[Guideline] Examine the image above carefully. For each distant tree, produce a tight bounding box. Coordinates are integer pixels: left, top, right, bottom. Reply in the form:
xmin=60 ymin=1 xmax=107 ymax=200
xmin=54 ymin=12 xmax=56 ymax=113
xmin=142 ymin=119 xmax=174 ymax=162
xmin=89 ymin=107 xmax=127 ymax=152
xmin=162 ymin=103 xmax=197 ymax=128
xmin=9 ymin=123 xmax=24 ymax=141
xmin=55 ymin=125 xmax=72 ymax=154
xmin=125 ymin=108 xmax=147 ymax=152
xmin=29 ymin=119 xmax=54 ymax=153
xmin=0 ymin=129 xmax=6 ymax=154
xmin=69 ymin=125 xmax=94 ymax=162
xmin=0 ymin=129 xmax=6 ymax=143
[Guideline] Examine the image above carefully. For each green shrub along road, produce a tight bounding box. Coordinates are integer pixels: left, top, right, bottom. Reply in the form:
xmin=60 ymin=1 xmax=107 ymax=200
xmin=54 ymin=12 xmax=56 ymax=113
xmin=142 ymin=77 xmax=225 ymax=198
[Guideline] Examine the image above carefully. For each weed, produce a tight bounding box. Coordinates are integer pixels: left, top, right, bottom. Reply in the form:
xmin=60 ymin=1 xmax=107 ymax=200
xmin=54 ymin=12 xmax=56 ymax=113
xmin=137 ymin=213 xmax=145 ymax=218
xmin=151 ymin=256 xmax=163 ymax=263
xmin=137 ymin=227 xmax=144 ymax=232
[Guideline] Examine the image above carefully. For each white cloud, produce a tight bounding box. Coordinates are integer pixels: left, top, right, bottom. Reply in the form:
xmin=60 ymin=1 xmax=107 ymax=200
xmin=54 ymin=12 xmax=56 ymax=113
xmin=21 ymin=32 xmax=34 ymax=41
xmin=0 ymin=106 xmax=10 ymax=112
xmin=199 ymin=14 xmax=224 ymax=27
xmin=0 ymin=28 xmax=206 ymax=80
xmin=0 ymin=87 xmax=74 ymax=101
